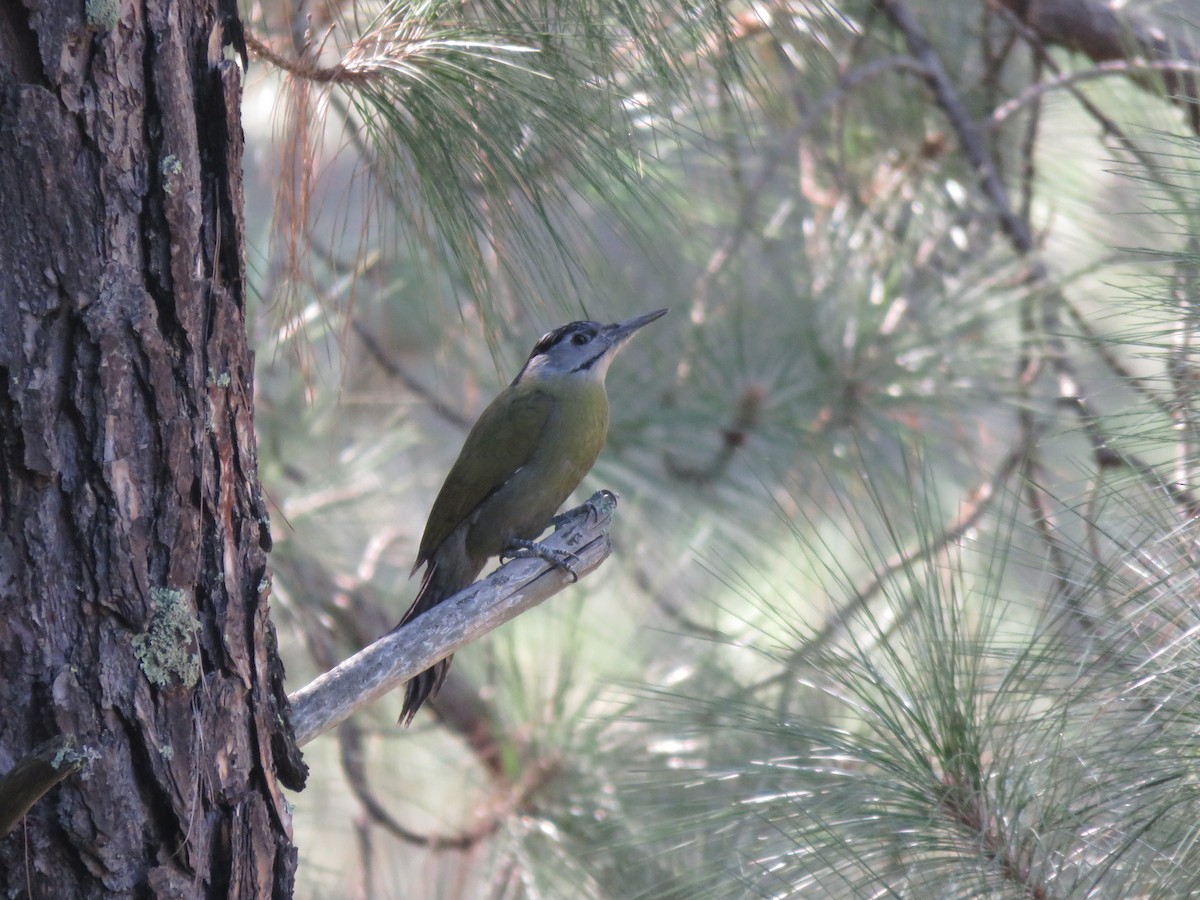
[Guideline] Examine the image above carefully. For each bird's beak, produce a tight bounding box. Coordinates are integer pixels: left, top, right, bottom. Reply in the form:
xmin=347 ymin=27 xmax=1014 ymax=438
xmin=603 ymin=308 xmax=668 ymax=350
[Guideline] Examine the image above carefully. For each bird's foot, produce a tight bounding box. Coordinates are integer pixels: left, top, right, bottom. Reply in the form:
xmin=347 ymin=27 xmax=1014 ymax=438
xmin=550 ymin=490 xmax=617 ymax=530
xmin=502 ymin=539 xmax=580 ymax=583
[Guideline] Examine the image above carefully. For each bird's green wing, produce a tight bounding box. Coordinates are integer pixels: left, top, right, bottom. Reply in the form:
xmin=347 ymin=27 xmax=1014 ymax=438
xmin=414 ymin=386 xmax=554 ymax=569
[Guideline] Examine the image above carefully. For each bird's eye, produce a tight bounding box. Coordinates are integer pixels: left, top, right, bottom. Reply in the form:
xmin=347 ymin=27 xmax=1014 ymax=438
xmin=571 ymin=333 xmax=591 ymax=346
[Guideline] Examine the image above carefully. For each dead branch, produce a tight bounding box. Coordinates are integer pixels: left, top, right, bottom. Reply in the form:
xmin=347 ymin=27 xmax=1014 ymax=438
xmin=287 ymin=492 xmax=617 ymax=746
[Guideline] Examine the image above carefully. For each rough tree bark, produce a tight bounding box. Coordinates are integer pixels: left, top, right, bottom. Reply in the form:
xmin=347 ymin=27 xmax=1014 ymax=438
xmin=0 ymin=1 xmax=306 ymax=896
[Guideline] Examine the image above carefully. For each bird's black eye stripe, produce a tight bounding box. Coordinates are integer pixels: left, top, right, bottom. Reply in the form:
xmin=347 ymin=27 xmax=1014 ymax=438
xmin=526 ymin=321 xmax=600 ymax=360
xmin=512 ymin=319 xmax=606 ymax=384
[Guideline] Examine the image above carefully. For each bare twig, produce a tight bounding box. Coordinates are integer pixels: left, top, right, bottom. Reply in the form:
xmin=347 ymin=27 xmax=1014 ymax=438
xmin=336 ymin=715 xmax=561 ymax=852
xmin=351 ymin=319 xmax=472 ymax=430
xmin=1014 ymin=50 xmax=1043 ymax=225
xmin=287 ymin=492 xmax=617 ymax=746
xmin=244 ymin=28 xmax=387 ymax=86
xmin=337 ymin=717 xmax=498 ymax=850
xmin=990 ymin=4 xmax=1182 ymax=205
xmin=663 ymin=382 xmax=767 ymax=484
xmin=991 ymin=58 xmax=1200 ymax=128
xmin=991 ymin=0 xmax=1200 ymax=133
xmin=877 ymin=0 xmax=1035 ymax=254
xmin=630 ymin=560 xmax=725 ymax=642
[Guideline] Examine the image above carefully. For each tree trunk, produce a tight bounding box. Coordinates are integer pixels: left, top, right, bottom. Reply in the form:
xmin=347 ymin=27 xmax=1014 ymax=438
xmin=0 ymin=2 xmax=306 ymax=896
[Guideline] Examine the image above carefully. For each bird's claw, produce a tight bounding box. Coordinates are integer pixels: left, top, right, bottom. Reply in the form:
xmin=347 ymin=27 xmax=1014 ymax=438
xmin=552 ymin=490 xmax=617 ymax=530
xmin=502 ymin=539 xmax=580 ymax=582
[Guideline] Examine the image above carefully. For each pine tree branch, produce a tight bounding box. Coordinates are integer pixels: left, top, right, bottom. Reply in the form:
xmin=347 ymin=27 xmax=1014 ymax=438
xmin=879 ymin=0 xmax=1200 ymax=525
xmin=286 ymin=491 xmax=617 ymax=746
xmin=992 ymin=0 xmax=1200 ymax=133
xmin=749 ymin=433 xmax=1033 ymax=705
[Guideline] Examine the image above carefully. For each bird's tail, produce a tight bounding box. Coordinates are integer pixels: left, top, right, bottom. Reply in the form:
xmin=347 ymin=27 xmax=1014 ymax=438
xmin=394 ymin=560 xmax=468 ymax=725
xmin=399 ymin=656 xmax=451 ymax=726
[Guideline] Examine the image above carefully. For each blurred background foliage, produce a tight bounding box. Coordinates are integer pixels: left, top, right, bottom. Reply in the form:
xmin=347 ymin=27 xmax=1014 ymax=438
xmin=240 ymin=0 xmax=1200 ymax=896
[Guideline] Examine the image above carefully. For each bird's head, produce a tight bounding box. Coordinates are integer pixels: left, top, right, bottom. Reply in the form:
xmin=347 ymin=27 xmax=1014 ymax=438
xmin=513 ymin=308 xmax=668 ymax=385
